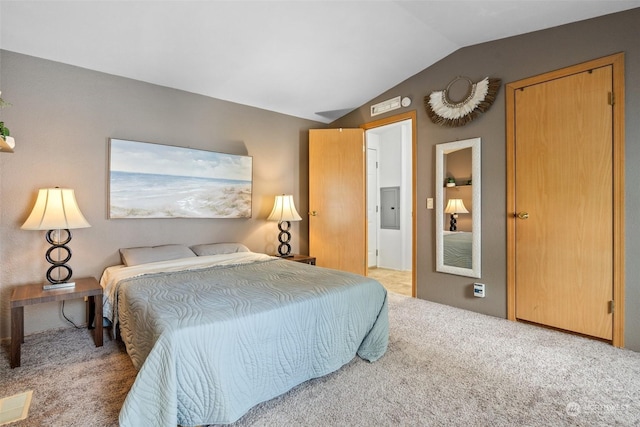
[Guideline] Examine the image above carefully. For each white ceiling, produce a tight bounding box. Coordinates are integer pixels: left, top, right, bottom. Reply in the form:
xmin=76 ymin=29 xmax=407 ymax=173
xmin=2 ymin=1 xmax=639 ymax=123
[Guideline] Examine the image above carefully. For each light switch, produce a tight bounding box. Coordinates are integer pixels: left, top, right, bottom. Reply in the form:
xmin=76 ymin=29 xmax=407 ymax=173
xmin=427 ymin=198 xmax=434 ymax=209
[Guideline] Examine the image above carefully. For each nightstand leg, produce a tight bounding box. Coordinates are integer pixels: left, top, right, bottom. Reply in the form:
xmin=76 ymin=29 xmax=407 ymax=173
xmin=11 ymin=306 xmax=24 ymax=368
xmin=90 ymin=295 xmax=103 ymax=347
xmin=86 ymin=297 xmax=91 ymax=328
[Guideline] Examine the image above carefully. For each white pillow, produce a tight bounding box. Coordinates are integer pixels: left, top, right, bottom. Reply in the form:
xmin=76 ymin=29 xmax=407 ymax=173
xmin=120 ymin=244 xmax=196 ymax=266
xmin=190 ymin=242 xmax=250 ymax=256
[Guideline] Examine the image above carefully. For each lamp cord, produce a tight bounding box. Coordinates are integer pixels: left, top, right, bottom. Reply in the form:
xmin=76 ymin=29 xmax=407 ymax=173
xmin=61 ymin=300 xmax=82 ymax=329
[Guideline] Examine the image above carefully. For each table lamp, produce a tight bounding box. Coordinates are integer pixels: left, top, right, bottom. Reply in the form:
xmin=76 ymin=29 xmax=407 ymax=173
xmin=21 ymin=188 xmax=91 ymax=290
xmin=267 ymin=194 xmax=301 ymax=257
xmin=444 ymin=198 xmax=468 ymax=232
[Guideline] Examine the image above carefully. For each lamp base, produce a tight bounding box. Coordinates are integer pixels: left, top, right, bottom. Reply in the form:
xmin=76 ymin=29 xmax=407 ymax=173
xmin=43 ymin=281 xmax=75 ymax=291
xmin=277 ymin=221 xmax=293 ymax=257
xmin=449 ymin=214 xmax=458 ymax=232
xmin=44 ymin=228 xmax=75 ymax=286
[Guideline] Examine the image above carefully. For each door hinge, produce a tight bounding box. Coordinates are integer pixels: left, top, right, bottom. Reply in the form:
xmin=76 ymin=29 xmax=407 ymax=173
xmin=609 ymin=300 xmax=615 ymax=314
xmin=376 ymin=249 xmax=379 ymax=256
xmin=608 ymin=92 xmax=614 ymax=106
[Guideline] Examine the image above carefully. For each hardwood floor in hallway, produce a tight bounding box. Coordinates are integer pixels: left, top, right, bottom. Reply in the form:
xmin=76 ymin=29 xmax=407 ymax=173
xmin=368 ymin=268 xmax=412 ymax=297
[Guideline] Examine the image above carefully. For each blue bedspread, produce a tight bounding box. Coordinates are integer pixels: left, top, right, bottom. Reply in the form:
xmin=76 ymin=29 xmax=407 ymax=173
xmin=106 ymin=254 xmax=388 ymax=426
xmin=443 ymin=231 xmax=472 ymax=269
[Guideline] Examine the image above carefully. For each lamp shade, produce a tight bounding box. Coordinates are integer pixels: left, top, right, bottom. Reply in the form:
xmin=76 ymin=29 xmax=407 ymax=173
xmin=444 ymin=198 xmax=469 ymax=214
xmin=267 ymin=194 xmax=302 ymax=223
xmin=21 ymin=188 xmax=91 ymax=230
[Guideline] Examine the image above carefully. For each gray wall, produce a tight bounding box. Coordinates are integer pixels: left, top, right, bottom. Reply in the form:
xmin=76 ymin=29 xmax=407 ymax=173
xmin=2 ymin=8 xmax=639 ymax=352
xmin=0 ymin=51 xmax=321 ymax=338
xmin=333 ymin=9 xmax=640 ymax=351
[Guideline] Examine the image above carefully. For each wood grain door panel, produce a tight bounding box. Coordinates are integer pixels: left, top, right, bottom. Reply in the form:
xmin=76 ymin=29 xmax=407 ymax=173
xmin=514 ymin=66 xmax=613 ymax=339
xmin=309 ymin=129 xmax=366 ymax=275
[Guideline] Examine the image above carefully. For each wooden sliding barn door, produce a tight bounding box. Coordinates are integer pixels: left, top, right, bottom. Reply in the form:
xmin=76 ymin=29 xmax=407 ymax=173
xmin=507 ymin=54 xmax=625 ymax=345
xmin=308 ymin=128 xmax=366 ymax=275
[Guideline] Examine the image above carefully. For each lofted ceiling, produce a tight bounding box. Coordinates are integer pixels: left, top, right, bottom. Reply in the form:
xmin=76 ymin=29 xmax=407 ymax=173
xmin=1 ymin=1 xmax=639 ymax=123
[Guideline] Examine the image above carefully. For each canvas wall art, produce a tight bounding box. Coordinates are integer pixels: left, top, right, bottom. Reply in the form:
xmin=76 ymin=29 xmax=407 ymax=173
xmin=109 ymin=139 xmax=252 ymax=219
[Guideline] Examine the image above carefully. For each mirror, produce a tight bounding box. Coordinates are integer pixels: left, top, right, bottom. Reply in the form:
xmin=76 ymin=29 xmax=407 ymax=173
xmin=435 ymin=137 xmax=481 ymax=278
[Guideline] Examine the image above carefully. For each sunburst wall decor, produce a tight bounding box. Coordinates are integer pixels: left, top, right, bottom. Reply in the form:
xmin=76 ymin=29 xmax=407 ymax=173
xmin=424 ymin=76 xmax=501 ymax=127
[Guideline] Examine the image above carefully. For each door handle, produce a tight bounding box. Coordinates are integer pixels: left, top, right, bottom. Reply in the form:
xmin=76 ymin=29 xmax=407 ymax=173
xmin=309 ymin=211 xmax=317 ymax=216
xmin=516 ymin=212 xmax=529 ymax=220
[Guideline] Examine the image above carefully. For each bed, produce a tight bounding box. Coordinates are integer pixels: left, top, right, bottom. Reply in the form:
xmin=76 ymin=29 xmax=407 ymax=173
xmin=100 ymin=244 xmax=389 ymax=427
xmin=443 ymin=231 xmax=472 ymax=269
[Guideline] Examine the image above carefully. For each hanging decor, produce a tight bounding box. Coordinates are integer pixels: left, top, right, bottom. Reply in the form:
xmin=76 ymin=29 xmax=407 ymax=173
xmin=424 ymin=76 xmax=501 ymax=127
xmin=0 ymin=91 xmax=15 ymax=152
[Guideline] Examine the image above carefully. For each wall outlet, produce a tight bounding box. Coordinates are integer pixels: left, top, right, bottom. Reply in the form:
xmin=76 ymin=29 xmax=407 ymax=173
xmin=473 ymin=283 xmax=485 ymax=298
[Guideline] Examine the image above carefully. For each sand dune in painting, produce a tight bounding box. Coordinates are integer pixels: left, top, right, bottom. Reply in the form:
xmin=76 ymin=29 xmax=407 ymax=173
xmin=110 ymin=171 xmax=251 ymax=219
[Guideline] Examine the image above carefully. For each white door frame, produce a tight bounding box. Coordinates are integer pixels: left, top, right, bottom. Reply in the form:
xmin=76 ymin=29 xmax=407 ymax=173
xmin=366 ymin=144 xmax=379 ymax=268
xmin=362 ymin=111 xmax=417 ymax=297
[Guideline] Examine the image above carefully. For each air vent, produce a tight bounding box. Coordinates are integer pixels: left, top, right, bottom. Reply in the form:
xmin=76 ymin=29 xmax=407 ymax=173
xmin=370 ymin=96 xmax=401 ymax=116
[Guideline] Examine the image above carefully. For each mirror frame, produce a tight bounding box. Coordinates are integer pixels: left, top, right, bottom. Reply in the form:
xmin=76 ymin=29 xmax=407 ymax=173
xmin=435 ymin=137 xmax=481 ymax=278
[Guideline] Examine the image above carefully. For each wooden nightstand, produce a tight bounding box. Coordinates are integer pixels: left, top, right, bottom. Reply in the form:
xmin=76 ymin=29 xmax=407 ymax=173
xmin=282 ymin=254 xmax=316 ymax=265
xmin=10 ymin=276 xmax=103 ymax=368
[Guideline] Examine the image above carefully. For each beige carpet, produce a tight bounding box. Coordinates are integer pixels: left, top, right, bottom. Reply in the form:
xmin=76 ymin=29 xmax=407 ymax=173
xmin=0 ymin=328 xmax=134 ymax=427
xmin=1 ymin=293 xmax=639 ymax=426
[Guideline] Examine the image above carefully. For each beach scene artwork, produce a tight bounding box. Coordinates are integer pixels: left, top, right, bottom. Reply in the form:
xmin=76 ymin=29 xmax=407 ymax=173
xmin=109 ymin=139 xmax=252 ymax=219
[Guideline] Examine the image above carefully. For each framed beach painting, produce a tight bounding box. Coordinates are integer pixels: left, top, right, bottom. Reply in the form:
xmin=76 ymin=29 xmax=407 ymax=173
xmin=108 ymin=139 xmax=252 ymax=219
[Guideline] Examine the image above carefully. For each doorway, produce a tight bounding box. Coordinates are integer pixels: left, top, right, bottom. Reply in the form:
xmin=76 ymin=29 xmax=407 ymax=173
xmin=506 ymin=53 xmax=625 ymax=346
xmin=363 ymin=112 xmax=416 ymax=297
